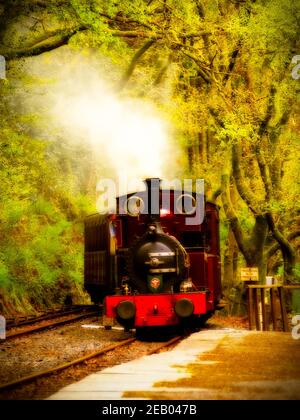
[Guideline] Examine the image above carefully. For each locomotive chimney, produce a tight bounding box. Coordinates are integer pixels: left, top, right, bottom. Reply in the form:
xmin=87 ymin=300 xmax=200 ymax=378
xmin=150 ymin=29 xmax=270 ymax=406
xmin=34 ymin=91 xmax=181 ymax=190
xmin=145 ymin=178 xmax=161 ymax=223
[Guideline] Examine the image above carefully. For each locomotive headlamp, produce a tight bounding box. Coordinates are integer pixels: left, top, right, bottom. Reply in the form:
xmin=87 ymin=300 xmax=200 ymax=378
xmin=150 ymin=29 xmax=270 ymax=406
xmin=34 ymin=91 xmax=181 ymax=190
xmin=175 ymin=298 xmax=194 ymax=318
xmin=116 ymin=300 xmax=136 ymax=320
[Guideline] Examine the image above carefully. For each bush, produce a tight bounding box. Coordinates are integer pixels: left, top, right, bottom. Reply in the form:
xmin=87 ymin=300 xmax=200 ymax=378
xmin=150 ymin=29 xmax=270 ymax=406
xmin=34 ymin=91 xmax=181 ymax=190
xmin=0 ymin=125 xmax=92 ymax=315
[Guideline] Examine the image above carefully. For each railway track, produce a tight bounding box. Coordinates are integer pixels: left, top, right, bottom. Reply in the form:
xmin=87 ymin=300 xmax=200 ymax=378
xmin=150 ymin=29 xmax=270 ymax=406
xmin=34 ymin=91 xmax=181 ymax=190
xmin=6 ymin=305 xmax=100 ymax=330
xmin=0 ymin=335 xmax=182 ymax=394
xmin=4 ymin=305 xmax=102 ymax=340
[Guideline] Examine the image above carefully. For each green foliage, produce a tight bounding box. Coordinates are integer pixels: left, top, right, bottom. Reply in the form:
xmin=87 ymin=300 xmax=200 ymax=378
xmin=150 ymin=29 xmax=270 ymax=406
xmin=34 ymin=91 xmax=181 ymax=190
xmin=220 ymin=221 xmax=229 ymax=244
xmin=0 ymin=116 xmax=93 ymax=314
xmin=1 ymin=0 xmax=299 ymax=312
xmin=68 ymin=0 xmax=131 ymax=59
xmin=292 ymin=263 xmax=300 ymax=283
xmin=0 ymin=260 xmax=10 ymax=291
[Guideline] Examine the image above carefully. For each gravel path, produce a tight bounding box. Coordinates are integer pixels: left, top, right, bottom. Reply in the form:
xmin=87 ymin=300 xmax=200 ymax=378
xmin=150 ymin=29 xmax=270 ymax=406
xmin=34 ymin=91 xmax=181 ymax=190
xmin=0 ymin=320 xmax=131 ymax=386
xmin=0 ymin=320 xmax=179 ymax=400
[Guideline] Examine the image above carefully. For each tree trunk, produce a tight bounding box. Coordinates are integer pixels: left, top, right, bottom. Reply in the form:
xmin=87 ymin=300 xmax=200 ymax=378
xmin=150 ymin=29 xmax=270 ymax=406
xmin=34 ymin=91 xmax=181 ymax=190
xmin=222 ymin=175 xmax=269 ymax=283
xmin=187 ymin=145 xmax=194 ymax=171
xmin=223 ymin=230 xmax=239 ymax=288
xmin=244 ymin=215 xmax=269 ymax=282
xmin=266 ymin=213 xmax=297 ymax=283
xmin=198 ymin=130 xmax=208 ymax=164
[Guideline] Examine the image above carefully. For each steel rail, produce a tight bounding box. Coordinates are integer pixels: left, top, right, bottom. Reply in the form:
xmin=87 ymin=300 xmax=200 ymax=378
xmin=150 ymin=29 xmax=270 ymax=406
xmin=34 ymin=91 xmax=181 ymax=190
xmin=146 ymin=335 xmax=182 ymax=355
xmin=5 ymin=311 xmax=100 ymax=340
xmin=0 ymin=337 xmax=137 ymax=392
xmin=6 ymin=305 xmax=100 ymax=329
xmin=0 ymin=335 xmax=182 ymax=393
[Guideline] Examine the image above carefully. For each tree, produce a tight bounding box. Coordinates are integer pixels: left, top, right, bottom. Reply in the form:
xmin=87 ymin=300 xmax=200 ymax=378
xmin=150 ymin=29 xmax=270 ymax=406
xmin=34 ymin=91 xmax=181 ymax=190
xmin=0 ymin=0 xmax=299 ymax=314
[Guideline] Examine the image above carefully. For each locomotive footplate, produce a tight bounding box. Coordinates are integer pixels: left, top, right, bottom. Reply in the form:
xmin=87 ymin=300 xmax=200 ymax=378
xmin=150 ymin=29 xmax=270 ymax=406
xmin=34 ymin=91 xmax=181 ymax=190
xmin=104 ymin=292 xmax=207 ymax=328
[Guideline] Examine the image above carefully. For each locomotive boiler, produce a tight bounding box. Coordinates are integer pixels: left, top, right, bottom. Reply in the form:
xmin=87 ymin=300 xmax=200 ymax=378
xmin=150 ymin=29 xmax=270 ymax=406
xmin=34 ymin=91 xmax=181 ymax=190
xmin=84 ymin=178 xmax=222 ymax=332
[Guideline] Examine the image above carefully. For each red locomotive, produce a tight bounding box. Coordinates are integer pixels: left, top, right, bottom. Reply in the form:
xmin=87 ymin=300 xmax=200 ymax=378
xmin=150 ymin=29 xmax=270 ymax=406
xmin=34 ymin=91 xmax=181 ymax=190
xmin=84 ymin=178 xmax=222 ymax=333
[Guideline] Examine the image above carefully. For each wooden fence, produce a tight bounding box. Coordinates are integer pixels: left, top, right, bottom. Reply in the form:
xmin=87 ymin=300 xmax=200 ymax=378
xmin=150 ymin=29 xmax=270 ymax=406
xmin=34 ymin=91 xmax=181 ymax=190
xmin=247 ymin=285 xmax=300 ymax=332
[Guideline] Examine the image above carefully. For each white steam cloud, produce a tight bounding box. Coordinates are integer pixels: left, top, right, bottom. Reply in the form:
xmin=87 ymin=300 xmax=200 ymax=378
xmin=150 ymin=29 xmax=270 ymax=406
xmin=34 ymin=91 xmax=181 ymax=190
xmin=14 ymin=49 xmax=182 ymax=197
xmin=54 ymin=84 xmax=168 ymax=178
xmin=45 ymin=53 xmax=179 ymax=190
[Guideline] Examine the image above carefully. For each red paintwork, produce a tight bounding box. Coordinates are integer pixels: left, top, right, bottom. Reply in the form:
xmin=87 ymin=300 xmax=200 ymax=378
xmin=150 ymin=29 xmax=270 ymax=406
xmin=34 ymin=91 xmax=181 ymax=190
xmin=188 ymin=252 xmax=206 ymax=289
xmin=105 ymin=292 xmax=207 ymax=327
xmin=206 ymin=254 xmax=222 ymax=307
xmin=85 ymin=188 xmax=221 ymax=328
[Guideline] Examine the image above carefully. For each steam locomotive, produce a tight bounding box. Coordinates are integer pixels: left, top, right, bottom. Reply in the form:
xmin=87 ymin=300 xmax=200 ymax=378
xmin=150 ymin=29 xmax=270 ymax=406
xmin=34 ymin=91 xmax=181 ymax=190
xmin=84 ymin=178 xmax=222 ymax=332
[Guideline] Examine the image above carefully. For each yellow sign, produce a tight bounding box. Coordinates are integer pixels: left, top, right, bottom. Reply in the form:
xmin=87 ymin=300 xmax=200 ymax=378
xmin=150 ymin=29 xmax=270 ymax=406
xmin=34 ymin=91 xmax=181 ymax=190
xmin=240 ymin=267 xmax=259 ymax=281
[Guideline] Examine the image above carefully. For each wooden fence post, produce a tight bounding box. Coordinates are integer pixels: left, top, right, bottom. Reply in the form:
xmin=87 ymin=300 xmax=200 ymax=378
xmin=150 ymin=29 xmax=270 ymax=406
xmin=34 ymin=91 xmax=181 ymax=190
xmin=270 ymin=287 xmax=278 ymax=331
xmin=253 ymin=288 xmax=260 ymax=331
xmin=247 ymin=287 xmax=254 ymax=330
xmin=260 ymin=288 xmax=267 ymax=331
xmin=278 ymin=287 xmax=289 ymax=332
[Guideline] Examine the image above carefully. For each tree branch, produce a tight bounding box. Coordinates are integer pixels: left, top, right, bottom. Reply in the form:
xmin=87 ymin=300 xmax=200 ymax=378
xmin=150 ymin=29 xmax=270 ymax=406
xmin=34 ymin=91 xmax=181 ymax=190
xmin=254 ymin=86 xmax=287 ymax=199
xmin=119 ymin=38 xmax=156 ymax=90
xmin=232 ymin=143 xmax=260 ymax=215
xmin=266 ymin=230 xmax=300 ymax=258
xmin=180 ymin=50 xmax=211 ymax=84
xmin=1 ymin=28 xmax=84 ymax=59
xmin=223 ymin=44 xmax=240 ymax=84
xmin=269 ymin=108 xmax=291 ymax=190
xmin=212 ymin=187 xmax=222 ymax=203
xmin=258 ymin=85 xmax=276 ymax=137
xmin=153 ymin=52 xmax=173 ymax=86
xmin=2 ymin=26 xmax=213 ymax=60
xmin=98 ymin=12 xmax=154 ymax=31
xmin=208 ymin=107 xmax=225 ymax=128
xmin=266 ymin=212 xmax=297 ymax=278
xmin=221 ymin=174 xmax=251 ymax=261
xmin=254 ymin=145 xmax=273 ymax=201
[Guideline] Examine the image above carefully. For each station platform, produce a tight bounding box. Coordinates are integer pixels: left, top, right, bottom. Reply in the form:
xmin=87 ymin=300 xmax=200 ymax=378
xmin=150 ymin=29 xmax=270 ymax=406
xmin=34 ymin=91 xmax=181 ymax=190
xmin=48 ymin=328 xmax=300 ymax=400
